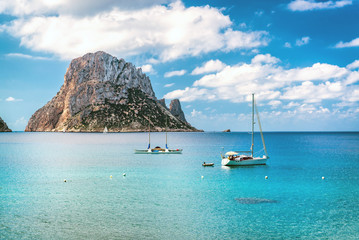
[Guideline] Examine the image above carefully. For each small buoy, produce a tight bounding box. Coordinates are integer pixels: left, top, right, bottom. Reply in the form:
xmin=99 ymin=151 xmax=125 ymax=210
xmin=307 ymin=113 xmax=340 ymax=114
xmin=322 ymin=176 xmax=325 ymax=180
xmin=110 ymin=175 xmax=112 ymax=178
xmin=265 ymin=176 xmax=268 ymax=179
xmin=201 ymin=176 xmax=204 ymax=179
xmin=64 ymin=179 xmax=67 ymax=182
xmin=123 ymin=173 xmax=126 ymax=176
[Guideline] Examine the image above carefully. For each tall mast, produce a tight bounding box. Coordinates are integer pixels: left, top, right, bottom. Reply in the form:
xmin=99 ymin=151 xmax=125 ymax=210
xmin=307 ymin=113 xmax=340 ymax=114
xmin=251 ymin=93 xmax=254 ymax=157
xmin=165 ymin=117 xmax=168 ymax=149
xmin=148 ymin=122 xmax=151 ymax=149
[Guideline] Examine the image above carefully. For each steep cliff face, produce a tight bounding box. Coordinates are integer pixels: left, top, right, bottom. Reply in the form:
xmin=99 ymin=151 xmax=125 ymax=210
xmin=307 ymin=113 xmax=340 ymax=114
xmin=169 ymin=99 xmax=187 ymax=123
xmin=0 ymin=117 xmax=11 ymax=132
xmin=25 ymin=51 xmax=199 ymax=132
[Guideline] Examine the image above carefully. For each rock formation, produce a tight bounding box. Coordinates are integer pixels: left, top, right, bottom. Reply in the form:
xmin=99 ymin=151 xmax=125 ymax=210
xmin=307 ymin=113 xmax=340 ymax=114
xmin=25 ymin=51 xmax=200 ymax=132
xmin=0 ymin=117 xmax=11 ymax=132
xmin=169 ymin=99 xmax=187 ymax=123
xmin=223 ymin=129 xmax=231 ymax=132
xmin=158 ymin=98 xmax=168 ymax=110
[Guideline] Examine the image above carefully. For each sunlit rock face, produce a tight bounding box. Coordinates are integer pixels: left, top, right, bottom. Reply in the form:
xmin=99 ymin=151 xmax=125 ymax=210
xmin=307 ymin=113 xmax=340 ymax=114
xmin=26 ymin=51 xmax=199 ymax=132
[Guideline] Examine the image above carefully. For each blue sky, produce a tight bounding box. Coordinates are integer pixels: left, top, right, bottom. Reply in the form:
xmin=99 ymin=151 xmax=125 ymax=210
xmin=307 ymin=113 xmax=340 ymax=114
xmin=0 ymin=0 xmax=358 ymax=131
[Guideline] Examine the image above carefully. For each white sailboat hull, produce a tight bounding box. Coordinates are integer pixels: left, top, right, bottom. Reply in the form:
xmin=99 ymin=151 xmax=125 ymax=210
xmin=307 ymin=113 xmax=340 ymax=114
xmin=135 ymin=149 xmax=183 ymax=154
xmin=221 ymin=156 xmax=267 ymax=166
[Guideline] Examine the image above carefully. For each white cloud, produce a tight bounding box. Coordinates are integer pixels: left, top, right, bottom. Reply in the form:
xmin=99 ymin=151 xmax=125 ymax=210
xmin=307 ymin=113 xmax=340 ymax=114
xmin=288 ymin=0 xmax=352 ymax=11
xmin=251 ymin=53 xmax=280 ymax=65
xmin=295 ymin=36 xmax=310 ymax=46
xmin=6 ymin=53 xmax=51 ymax=60
xmin=268 ymin=100 xmax=282 ymax=108
xmin=0 ymin=0 xmax=172 ymax=16
xmin=335 ymin=37 xmax=359 ymax=48
xmin=191 ymin=109 xmax=203 ymax=117
xmin=191 ymin=59 xmax=226 ymax=75
xmin=164 ymin=53 xmax=358 ymax=106
xmin=347 ymin=60 xmax=359 ymax=69
xmin=342 ymin=87 xmax=359 ymax=102
xmin=224 ymin=29 xmax=269 ymax=51
xmin=140 ymin=64 xmax=156 ymax=74
xmin=164 ymin=87 xmax=215 ymax=102
xmin=344 ymin=71 xmax=359 ymax=85
xmin=164 ymin=69 xmax=186 ymax=78
xmin=164 ymin=83 xmax=175 ymax=88
xmin=284 ymin=42 xmax=292 ymax=48
xmin=283 ymin=101 xmax=300 ymax=109
xmin=6 ymin=96 xmax=23 ymax=102
xmin=3 ymin=1 xmax=269 ymax=61
xmin=273 ymin=63 xmax=348 ymax=82
xmin=281 ymin=81 xmax=344 ymax=102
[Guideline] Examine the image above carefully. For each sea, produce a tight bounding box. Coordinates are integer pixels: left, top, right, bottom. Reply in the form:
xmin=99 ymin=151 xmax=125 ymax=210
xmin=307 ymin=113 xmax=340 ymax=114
xmin=0 ymin=132 xmax=358 ymax=239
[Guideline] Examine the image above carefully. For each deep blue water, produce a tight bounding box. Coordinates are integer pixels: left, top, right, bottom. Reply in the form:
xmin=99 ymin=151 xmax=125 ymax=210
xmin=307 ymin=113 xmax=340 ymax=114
xmin=1 ymin=132 xmax=359 ymax=239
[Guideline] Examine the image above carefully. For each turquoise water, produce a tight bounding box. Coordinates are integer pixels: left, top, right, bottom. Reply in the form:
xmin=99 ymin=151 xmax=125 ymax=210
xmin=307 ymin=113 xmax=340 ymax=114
xmin=1 ymin=132 xmax=359 ymax=239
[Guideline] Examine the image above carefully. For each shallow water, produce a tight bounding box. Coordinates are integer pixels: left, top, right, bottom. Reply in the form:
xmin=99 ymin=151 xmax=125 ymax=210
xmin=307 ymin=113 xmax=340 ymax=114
xmin=1 ymin=132 xmax=359 ymax=239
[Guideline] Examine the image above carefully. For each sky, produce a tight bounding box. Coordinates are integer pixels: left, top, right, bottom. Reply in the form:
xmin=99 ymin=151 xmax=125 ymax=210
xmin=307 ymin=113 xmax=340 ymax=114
xmin=0 ymin=0 xmax=358 ymax=131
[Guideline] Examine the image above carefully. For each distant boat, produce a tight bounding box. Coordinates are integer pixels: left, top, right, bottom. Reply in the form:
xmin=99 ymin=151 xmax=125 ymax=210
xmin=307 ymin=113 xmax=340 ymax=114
xmin=103 ymin=126 xmax=108 ymax=133
xmin=202 ymin=162 xmax=214 ymax=167
xmin=221 ymin=94 xmax=269 ymax=166
xmin=62 ymin=128 xmax=66 ymax=133
xmin=135 ymin=120 xmax=182 ymax=154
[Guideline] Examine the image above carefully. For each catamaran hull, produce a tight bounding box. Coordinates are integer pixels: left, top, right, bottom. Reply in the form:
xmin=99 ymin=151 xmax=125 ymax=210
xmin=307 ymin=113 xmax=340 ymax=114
xmin=221 ymin=157 xmax=267 ymax=166
xmin=135 ymin=149 xmax=182 ymax=154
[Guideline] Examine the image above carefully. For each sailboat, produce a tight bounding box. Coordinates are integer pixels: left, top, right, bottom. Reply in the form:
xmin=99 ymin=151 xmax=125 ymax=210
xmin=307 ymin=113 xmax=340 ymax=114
xmin=103 ymin=126 xmax=108 ymax=133
xmin=134 ymin=120 xmax=183 ymax=154
xmin=221 ymin=93 xmax=269 ymax=166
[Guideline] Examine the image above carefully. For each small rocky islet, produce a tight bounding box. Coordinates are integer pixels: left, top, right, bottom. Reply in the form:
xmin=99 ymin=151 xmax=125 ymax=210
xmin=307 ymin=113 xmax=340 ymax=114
xmin=25 ymin=51 xmax=201 ymax=132
xmin=0 ymin=117 xmax=12 ymax=132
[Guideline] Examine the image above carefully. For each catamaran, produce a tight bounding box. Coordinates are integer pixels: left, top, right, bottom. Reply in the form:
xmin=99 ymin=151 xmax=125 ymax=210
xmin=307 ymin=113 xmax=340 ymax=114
xmin=135 ymin=121 xmax=182 ymax=154
xmin=221 ymin=93 xmax=269 ymax=166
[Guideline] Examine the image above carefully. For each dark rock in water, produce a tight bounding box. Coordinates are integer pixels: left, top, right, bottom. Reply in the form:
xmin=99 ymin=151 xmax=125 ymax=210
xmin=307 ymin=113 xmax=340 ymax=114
xmin=0 ymin=117 xmax=11 ymax=132
xmin=25 ymin=51 xmax=200 ymax=132
xmin=235 ymin=198 xmax=278 ymax=204
xmin=223 ymin=129 xmax=231 ymax=132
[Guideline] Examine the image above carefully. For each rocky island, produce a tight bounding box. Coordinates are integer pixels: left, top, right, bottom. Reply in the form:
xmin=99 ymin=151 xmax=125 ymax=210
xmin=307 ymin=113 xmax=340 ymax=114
xmin=26 ymin=51 xmax=200 ymax=132
xmin=0 ymin=116 xmax=11 ymax=132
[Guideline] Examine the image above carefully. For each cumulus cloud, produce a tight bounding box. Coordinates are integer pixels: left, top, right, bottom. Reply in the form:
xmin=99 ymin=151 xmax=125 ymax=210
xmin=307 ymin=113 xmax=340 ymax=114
xmin=164 ymin=53 xmax=359 ymax=110
xmin=0 ymin=0 xmax=172 ymax=16
xmin=140 ymin=64 xmax=156 ymax=74
xmin=224 ymin=29 xmax=269 ymax=51
xmin=281 ymin=81 xmax=344 ymax=103
xmin=2 ymin=1 xmax=269 ymax=61
xmin=268 ymin=100 xmax=282 ymax=108
xmin=295 ymin=36 xmax=310 ymax=46
xmin=347 ymin=60 xmax=359 ymax=69
xmin=335 ymin=37 xmax=359 ymax=48
xmin=164 ymin=69 xmax=187 ymax=78
xmin=6 ymin=96 xmax=23 ymax=102
xmin=191 ymin=59 xmax=226 ymax=75
xmin=288 ymin=0 xmax=352 ymax=11
xmin=164 ymin=87 xmax=215 ymax=101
